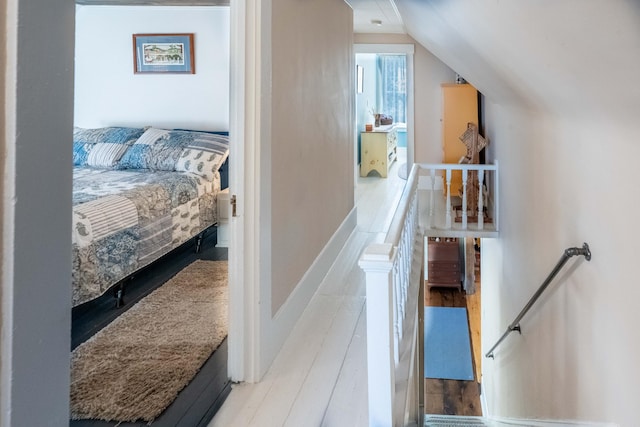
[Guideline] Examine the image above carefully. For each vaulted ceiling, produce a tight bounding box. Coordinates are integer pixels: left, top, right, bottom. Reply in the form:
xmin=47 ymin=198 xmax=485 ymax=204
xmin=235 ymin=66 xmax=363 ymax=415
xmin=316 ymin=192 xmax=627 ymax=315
xmin=359 ymin=0 xmax=640 ymax=121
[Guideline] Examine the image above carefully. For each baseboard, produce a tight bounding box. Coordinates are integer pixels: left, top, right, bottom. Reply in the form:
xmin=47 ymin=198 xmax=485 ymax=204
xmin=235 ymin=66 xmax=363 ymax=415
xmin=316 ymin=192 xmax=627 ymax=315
xmin=482 ymin=386 xmax=617 ymax=427
xmin=488 ymin=416 xmax=619 ymax=427
xmin=480 ymin=385 xmax=488 ymax=420
xmin=260 ymin=207 xmax=357 ymax=374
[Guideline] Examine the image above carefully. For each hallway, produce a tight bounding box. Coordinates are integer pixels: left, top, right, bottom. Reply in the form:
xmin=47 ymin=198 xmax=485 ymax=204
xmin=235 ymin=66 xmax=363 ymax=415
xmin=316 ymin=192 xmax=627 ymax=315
xmin=211 ymin=150 xmax=480 ymax=426
xmin=210 ymin=151 xmax=407 ymax=426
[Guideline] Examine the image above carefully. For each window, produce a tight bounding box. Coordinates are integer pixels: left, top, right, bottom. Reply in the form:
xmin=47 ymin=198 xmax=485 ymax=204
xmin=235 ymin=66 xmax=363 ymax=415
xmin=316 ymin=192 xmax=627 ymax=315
xmin=377 ymin=55 xmax=407 ymax=123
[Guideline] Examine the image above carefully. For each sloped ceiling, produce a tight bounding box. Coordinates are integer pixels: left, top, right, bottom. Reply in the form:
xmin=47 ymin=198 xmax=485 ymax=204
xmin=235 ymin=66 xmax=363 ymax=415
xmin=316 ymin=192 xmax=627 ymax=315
xmin=394 ymin=0 xmax=640 ymax=120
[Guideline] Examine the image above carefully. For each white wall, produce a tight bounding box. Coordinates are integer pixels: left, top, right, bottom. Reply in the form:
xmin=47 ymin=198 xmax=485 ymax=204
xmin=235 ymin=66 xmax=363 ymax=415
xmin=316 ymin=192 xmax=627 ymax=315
xmin=355 ymin=53 xmax=377 ymax=132
xmin=481 ymin=101 xmax=640 ymax=426
xmin=255 ymin=0 xmax=355 ymax=376
xmin=75 ymin=5 xmax=230 ymax=131
xmin=395 ymin=0 xmax=640 ymax=425
xmin=268 ymin=0 xmax=354 ymax=313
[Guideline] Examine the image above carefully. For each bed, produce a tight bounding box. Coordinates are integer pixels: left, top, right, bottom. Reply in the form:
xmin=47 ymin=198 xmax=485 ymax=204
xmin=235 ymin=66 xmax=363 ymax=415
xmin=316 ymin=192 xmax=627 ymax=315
xmin=71 ymin=126 xmax=229 ymax=307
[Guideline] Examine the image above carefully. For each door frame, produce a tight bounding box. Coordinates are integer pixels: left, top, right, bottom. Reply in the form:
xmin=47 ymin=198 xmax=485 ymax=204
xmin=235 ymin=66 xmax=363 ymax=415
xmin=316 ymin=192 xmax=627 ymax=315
xmin=353 ymin=43 xmax=415 ymax=183
xmin=227 ymin=0 xmax=263 ymax=383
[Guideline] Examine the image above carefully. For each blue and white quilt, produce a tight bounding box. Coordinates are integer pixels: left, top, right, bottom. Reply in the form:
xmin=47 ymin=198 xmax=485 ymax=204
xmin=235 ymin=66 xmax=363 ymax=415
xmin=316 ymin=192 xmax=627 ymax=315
xmin=71 ymin=126 xmax=229 ymax=306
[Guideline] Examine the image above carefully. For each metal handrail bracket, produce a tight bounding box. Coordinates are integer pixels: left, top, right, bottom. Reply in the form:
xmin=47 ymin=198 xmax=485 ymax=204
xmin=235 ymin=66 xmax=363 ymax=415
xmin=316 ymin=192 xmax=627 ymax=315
xmin=485 ymin=243 xmax=591 ymax=359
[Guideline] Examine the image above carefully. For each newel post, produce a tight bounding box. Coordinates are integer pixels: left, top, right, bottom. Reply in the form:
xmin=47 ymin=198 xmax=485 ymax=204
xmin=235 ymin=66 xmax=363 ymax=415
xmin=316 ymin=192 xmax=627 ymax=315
xmin=359 ymin=243 xmax=397 ymax=427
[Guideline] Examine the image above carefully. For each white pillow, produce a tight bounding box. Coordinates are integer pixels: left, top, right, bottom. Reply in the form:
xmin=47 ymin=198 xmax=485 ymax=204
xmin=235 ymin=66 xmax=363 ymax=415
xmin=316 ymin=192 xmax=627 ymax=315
xmin=86 ymin=143 xmax=131 ymax=168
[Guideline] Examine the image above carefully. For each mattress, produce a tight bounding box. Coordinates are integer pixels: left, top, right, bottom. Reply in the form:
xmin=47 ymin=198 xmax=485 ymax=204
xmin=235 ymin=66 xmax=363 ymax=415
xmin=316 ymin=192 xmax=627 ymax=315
xmin=71 ymin=167 xmax=221 ymax=306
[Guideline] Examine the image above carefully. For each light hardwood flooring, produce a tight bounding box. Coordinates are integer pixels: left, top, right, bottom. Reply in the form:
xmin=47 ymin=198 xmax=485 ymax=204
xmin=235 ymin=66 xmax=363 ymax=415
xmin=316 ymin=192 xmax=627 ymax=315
xmin=210 ymin=150 xmax=483 ymax=426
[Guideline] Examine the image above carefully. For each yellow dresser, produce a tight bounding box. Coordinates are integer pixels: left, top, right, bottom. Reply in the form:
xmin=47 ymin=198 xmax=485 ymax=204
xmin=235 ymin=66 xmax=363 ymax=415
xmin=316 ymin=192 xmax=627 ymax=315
xmin=441 ymin=83 xmax=478 ymax=195
xmin=360 ymin=125 xmax=398 ymax=178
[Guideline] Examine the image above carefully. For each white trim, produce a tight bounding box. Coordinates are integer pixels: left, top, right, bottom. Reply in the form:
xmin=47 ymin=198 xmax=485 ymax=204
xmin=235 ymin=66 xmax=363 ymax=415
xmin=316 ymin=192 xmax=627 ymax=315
xmin=353 ymin=43 xmax=415 ymax=187
xmin=260 ymin=207 xmax=358 ymax=375
xmin=354 ymin=43 xmax=415 ymax=54
xmin=480 ymin=386 xmax=489 ymax=421
xmin=405 ymin=52 xmax=415 ymax=178
xmin=482 ymin=393 xmax=616 ymax=427
xmin=488 ymin=416 xmax=619 ymax=427
xmin=228 ymin=0 xmax=261 ymax=382
xmin=2 ymin=3 xmax=18 ymax=423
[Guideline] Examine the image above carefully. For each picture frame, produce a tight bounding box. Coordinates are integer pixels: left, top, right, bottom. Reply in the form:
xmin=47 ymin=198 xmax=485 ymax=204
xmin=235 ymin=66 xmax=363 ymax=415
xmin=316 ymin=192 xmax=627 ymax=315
xmin=133 ymin=33 xmax=195 ymax=74
xmin=356 ymin=65 xmax=364 ymax=93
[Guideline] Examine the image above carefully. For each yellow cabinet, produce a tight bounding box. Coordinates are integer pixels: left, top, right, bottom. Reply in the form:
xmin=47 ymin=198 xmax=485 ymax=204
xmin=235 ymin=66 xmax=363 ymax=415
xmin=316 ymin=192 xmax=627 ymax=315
xmin=360 ymin=125 xmax=397 ymax=178
xmin=442 ymin=83 xmax=478 ymax=195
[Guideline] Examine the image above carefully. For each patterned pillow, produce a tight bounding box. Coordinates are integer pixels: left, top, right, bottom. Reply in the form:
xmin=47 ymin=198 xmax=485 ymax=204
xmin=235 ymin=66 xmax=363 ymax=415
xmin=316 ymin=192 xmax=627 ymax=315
xmin=117 ymin=128 xmax=180 ymax=170
xmin=86 ymin=143 xmax=131 ymax=168
xmin=73 ymin=126 xmax=145 ymax=167
xmin=73 ymin=142 xmax=94 ymax=166
xmin=118 ymin=128 xmax=230 ymax=180
xmin=73 ymin=126 xmax=145 ymax=145
xmin=174 ymin=132 xmax=229 ymax=180
xmin=175 ymin=146 xmax=227 ymax=181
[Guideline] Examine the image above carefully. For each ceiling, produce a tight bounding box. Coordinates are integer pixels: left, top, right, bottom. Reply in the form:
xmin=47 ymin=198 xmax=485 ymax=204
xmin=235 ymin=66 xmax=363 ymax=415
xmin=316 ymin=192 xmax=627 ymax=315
xmin=75 ymin=0 xmax=229 ymax=5
xmin=76 ymin=0 xmax=406 ymax=33
xmin=344 ymin=0 xmax=405 ymax=34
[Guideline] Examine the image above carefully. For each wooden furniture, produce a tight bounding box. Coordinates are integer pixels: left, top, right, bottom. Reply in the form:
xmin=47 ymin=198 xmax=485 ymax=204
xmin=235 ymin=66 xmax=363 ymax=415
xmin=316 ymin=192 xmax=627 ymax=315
xmin=427 ymin=237 xmax=462 ymax=290
xmin=455 ymin=123 xmax=489 ymax=222
xmin=360 ymin=125 xmax=397 ymax=178
xmin=441 ymin=83 xmax=478 ymax=195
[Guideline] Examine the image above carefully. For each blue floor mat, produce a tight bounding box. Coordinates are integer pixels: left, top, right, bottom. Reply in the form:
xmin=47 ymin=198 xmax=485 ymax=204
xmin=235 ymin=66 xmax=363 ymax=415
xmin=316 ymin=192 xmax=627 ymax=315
xmin=424 ymin=306 xmax=474 ymax=381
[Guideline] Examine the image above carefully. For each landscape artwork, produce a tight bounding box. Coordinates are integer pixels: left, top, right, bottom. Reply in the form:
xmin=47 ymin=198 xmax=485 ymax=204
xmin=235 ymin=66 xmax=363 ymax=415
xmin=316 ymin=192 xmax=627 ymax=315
xmin=133 ymin=33 xmax=195 ymax=74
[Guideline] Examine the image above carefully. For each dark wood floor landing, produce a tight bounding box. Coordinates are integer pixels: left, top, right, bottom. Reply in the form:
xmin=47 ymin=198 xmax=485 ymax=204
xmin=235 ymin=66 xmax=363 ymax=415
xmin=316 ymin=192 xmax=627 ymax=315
xmin=424 ymin=283 xmax=482 ymax=417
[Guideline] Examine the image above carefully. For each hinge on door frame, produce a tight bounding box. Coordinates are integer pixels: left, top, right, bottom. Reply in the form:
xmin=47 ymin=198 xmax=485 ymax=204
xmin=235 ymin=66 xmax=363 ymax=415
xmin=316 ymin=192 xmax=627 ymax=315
xmin=230 ymin=194 xmax=237 ymax=217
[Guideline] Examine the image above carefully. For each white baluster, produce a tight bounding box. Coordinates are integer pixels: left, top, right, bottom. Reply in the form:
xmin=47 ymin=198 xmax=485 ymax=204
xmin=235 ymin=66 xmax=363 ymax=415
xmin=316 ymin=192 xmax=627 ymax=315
xmin=478 ymin=169 xmax=485 ymax=230
xmin=428 ymin=168 xmax=435 ymax=229
xmin=398 ymin=283 xmax=405 ymax=347
xmin=359 ymin=243 xmax=396 ymax=427
xmin=445 ymin=169 xmax=452 ymax=229
xmin=393 ymin=268 xmax=400 ymax=364
xmin=400 ymin=241 xmax=408 ymax=317
xmin=461 ymin=169 xmax=468 ymax=230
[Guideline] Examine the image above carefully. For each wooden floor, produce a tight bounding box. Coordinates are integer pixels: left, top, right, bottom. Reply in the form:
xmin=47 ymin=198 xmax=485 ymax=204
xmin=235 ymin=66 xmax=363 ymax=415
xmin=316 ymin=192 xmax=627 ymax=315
xmin=209 ymin=150 xmax=483 ymax=426
xmin=210 ymin=152 xmax=410 ymax=427
xmin=70 ymin=149 xmax=485 ymax=426
xmin=71 ymin=229 xmax=230 ymax=427
xmin=424 ymin=253 xmax=482 ymax=417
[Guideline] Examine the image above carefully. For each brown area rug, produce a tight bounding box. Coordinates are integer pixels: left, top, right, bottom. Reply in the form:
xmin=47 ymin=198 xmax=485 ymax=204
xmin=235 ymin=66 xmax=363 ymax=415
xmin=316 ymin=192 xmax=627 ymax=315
xmin=70 ymin=260 xmax=228 ymax=423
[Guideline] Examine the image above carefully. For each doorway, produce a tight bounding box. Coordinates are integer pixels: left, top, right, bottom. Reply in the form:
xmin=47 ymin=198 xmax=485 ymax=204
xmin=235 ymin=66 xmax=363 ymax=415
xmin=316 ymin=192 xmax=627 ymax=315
xmin=354 ymin=44 xmax=415 ymax=186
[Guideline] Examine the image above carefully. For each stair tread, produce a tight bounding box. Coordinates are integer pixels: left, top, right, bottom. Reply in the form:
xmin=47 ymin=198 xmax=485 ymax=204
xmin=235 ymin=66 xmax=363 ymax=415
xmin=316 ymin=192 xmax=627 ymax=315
xmin=425 ymin=415 xmax=488 ymax=426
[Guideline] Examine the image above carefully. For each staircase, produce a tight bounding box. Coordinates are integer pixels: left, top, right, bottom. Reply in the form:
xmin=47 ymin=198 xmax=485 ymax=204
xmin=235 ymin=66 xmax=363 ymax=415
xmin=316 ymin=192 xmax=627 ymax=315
xmin=425 ymin=415 xmax=489 ymax=426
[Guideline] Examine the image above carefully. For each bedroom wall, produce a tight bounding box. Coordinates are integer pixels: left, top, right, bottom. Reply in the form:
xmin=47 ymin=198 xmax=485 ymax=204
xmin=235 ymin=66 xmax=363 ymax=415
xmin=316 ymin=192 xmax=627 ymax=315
xmin=353 ymin=33 xmax=457 ymax=163
xmin=74 ymin=5 xmax=230 ymax=131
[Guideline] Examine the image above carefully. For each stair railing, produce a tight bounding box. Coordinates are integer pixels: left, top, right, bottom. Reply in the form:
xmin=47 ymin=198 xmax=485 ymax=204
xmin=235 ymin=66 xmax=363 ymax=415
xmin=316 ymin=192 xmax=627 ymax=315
xmin=419 ymin=162 xmax=499 ymax=233
xmin=485 ymin=243 xmax=592 ymax=359
xmin=359 ymin=163 xmax=423 ymax=427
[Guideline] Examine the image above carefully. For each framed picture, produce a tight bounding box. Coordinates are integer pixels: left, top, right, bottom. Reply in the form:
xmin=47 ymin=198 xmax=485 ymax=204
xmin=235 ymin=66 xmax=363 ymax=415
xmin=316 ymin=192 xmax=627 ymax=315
xmin=133 ymin=33 xmax=195 ymax=74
